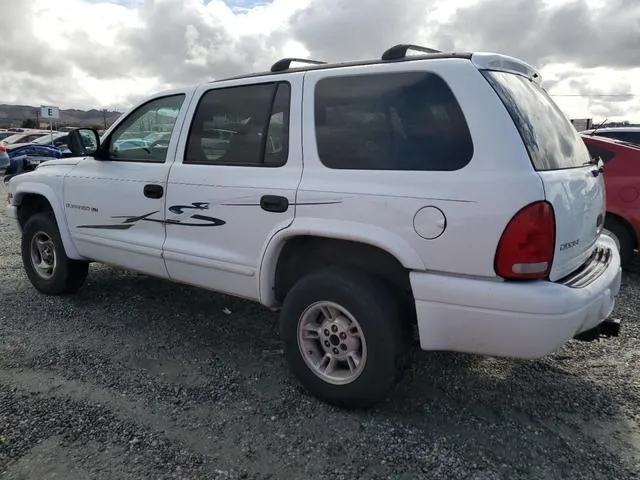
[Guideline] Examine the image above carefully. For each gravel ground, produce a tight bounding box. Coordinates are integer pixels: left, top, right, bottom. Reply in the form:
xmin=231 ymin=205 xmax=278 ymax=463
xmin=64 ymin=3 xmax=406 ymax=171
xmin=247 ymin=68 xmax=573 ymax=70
xmin=0 ymin=183 xmax=639 ymax=480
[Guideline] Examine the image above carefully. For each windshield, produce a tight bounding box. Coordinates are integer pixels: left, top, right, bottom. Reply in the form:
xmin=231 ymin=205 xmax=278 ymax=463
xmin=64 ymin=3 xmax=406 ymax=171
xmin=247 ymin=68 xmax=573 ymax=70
xmin=1 ymin=132 xmax=49 ymax=144
xmin=482 ymin=70 xmax=591 ymax=171
xmin=1 ymin=134 xmax=27 ymax=144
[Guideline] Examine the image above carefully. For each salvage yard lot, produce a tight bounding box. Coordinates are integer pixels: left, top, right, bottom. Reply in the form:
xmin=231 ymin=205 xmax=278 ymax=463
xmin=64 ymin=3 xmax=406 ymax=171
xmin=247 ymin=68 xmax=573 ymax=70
xmin=0 ymin=186 xmax=639 ymax=479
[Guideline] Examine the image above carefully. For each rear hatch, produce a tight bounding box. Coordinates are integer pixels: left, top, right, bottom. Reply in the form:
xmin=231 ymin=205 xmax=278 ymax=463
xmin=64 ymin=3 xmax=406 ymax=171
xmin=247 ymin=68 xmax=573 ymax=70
xmin=480 ymin=66 xmax=605 ymax=281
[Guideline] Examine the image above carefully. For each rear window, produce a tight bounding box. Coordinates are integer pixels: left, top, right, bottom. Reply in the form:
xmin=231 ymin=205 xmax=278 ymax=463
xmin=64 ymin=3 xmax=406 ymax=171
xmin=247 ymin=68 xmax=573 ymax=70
xmin=585 ymin=144 xmax=615 ymax=164
xmin=603 ymin=131 xmax=640 ymax=146
xmin=314 ymin=71 xmax=474 ymax=171
xmin=482 ymin=71 xmax=590 ymax=171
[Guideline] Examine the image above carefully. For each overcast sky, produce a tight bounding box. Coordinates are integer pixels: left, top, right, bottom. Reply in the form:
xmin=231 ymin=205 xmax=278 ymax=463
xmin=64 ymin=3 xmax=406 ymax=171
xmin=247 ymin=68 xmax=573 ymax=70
xmin=1 ymin=0 xmax=639 ymax=121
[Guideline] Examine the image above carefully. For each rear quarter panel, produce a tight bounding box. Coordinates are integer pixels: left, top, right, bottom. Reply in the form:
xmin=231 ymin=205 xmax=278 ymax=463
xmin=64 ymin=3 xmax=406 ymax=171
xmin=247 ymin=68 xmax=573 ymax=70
xmin=298 ymin=59 xmax=545 ymax=278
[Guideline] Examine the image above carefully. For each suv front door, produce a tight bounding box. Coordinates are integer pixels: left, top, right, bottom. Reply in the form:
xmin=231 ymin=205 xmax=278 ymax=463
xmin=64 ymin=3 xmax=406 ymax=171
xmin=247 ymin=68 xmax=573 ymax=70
xmin=162 ymin=75 xmax=303 ymax=301
xmin=63 ymin=91 xmax=191 ymax=278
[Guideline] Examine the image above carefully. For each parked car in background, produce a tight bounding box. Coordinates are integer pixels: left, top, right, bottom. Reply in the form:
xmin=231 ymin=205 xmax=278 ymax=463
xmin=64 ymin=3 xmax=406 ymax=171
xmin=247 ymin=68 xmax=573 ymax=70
xmin=582 ymin=134 xmax=640 ymax=267
xmin=8 ymin=131 xmax=70 ymax=149
xmin=0 ymin=130 xmax=15 ymax=141
xmin=581 ymin=127 xmax=640 ymax=147
xmin=2 ymin=132 xmax=73 ymax=181
xmin=0 ymin=131 xmax=51 ymax=145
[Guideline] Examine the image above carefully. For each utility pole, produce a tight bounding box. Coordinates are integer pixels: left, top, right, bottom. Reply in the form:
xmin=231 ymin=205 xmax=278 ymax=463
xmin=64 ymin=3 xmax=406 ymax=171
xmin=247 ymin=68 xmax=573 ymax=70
xmin=103 ymin=109 xmax=107 ymax=130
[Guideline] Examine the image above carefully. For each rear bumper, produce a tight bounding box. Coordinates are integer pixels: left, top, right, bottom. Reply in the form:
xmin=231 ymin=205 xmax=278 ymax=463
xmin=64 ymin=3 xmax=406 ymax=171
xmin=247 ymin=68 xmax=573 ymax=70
xmin=411 ymin=234 xmax=622 ymax=359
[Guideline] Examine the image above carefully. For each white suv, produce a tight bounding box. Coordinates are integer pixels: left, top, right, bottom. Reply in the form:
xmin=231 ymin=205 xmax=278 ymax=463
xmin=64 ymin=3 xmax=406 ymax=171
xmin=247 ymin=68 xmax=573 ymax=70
xmin=4 ymin=44 xmax=622 ymax=408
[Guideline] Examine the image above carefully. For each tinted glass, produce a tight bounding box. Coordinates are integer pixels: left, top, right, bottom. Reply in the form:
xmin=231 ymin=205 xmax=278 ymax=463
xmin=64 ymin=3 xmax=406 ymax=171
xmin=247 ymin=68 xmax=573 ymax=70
xmin=482 ymin=71 xmax=590 ymax=171
xmin=1 ymin=134 xmax=28 ymax=144
xmin=595 ymin=132 xmax=617 ymax=139
xmin=585 ymin=144 xmax=615 ymax=164
xmin=32 ymin=133 xmax=68 ymax=145
xmin=185 ymin=82 xmax=290 ymax=167
xmin=15 ymin=134 xmax=48 ymax=143
xmin=614 ymin=132 xmax=640 ymax=146
xmin=314 ymin=71 xmax=473 ymax=171
xmin=108 ymin=94 xmax=185 ymax=163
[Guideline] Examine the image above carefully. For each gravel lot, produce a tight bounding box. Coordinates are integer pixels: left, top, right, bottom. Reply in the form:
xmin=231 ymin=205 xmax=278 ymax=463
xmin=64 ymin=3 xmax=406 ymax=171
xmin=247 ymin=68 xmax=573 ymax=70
xmin=0 ymin=183 xmax=639 ymax=480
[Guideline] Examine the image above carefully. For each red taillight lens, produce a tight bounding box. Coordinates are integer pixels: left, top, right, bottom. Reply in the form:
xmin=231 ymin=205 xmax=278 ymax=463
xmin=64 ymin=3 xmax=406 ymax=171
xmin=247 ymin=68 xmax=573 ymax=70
xmin=494 ymin=201 xmax=555 ymax=280
xmin=0 ymin=144 xmax=6 ymax=153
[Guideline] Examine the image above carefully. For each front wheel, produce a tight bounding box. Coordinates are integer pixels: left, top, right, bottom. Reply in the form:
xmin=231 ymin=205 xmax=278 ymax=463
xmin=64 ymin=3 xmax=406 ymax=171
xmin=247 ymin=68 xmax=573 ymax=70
xmin=279 ymin=267 xmax=410 ymax=409
xmin=21 ymin=212 xmax=89 ymax=295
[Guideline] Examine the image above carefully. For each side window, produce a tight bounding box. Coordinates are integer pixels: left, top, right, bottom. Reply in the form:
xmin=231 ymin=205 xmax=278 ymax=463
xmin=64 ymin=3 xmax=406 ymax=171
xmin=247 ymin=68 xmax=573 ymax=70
xmin=314 ymin=71 xmax=473 ymax=171
xmin=184 ymin=82 xmax=290 ymax=167
xmin=106 ymin=94 xmax=185 ymax=163
xmin=585 ymin=144 xmax=615 ymax=163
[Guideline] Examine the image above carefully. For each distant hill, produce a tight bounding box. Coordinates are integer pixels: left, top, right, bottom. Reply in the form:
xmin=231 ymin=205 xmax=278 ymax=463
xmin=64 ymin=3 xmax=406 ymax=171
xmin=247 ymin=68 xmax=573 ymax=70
xmin=0 ymin=104 xmax=122 ymax=128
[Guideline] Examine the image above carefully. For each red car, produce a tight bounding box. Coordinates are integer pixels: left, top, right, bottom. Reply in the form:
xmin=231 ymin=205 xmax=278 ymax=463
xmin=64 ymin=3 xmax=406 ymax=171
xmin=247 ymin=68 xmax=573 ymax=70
xmin=582 ymin=134 xmax=640 ymax=267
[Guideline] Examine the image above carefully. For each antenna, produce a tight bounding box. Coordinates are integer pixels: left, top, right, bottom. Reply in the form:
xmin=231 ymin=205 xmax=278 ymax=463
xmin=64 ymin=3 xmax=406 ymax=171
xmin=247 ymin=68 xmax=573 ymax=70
xmin=381 ymin=44 xmax=442 ymax=61
xmin=270 ymin=58 xmax=327 ymax=73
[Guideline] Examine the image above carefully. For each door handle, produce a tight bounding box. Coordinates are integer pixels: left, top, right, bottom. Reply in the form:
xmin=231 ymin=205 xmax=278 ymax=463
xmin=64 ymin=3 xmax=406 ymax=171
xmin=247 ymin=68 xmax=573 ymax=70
xmin=260 ymin=195 xmax=289 ymax=213
xmin=143 ymin=184 xmax=164 ymax=199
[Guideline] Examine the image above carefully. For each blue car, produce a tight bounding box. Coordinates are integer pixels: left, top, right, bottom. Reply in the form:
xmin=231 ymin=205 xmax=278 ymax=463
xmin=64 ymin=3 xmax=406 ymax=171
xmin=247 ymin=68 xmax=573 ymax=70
xmin=4 ymin=143 xmax=72 ymax=177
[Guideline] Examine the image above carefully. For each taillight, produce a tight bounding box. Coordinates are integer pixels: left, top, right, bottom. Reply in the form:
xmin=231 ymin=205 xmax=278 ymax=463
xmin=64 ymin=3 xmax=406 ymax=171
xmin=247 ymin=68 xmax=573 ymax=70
xmin=0 ymin=144 xmax=6 ymax=153
xmin=494 ymin=201 xmax=555 ymax=280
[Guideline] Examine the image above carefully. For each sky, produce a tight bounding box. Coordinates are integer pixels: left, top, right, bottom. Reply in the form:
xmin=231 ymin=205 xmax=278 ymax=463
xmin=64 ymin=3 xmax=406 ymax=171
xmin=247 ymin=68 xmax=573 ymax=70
xmin=1 ymin=0 xmax=638 ymax=122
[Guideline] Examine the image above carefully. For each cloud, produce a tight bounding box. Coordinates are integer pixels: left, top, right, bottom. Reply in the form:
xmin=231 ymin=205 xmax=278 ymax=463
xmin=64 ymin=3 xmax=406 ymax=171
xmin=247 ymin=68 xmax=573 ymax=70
xmin=0 ymin=0 xmax=638 ymax=122
xmin=431 ymin=0 xmax=640 ymax=70
xmin=289 ymin=0 xmax=434 ymax=62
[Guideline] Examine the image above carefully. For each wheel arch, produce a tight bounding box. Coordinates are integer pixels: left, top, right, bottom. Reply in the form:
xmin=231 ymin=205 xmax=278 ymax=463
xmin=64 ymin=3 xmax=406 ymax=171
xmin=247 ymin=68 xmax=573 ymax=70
xmin=605 ymin=210 xmax=639 ymax=248
xmin=12 ymin=183 xmax=84 ymax=260
xmin=258 ymin=219 xmax=425 ymax=310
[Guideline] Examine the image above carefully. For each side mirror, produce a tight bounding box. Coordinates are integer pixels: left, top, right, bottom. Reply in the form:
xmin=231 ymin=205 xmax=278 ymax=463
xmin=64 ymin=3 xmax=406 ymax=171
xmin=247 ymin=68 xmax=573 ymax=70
xmin=67 ymin=128 xmax=100 ymax=157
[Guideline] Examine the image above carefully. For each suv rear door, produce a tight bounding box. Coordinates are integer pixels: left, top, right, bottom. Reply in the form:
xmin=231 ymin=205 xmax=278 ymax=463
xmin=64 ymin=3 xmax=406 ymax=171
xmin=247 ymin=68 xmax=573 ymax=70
xmin=161 ymin=73 xmax=303 ymax=302
xmin=481 ymin=68 xmax=606 ymax=281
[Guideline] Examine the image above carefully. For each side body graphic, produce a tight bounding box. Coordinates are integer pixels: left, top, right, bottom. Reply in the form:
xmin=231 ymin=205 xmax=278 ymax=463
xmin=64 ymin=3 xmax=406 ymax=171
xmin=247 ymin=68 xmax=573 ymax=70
xmin=75 ymin=202 xmax=226 ymax=229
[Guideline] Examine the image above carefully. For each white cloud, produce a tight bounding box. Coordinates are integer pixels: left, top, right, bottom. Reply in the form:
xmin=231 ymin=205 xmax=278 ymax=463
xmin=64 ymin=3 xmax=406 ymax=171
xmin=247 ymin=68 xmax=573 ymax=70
xmin=0 ymin=0 xmax=637 ymax=122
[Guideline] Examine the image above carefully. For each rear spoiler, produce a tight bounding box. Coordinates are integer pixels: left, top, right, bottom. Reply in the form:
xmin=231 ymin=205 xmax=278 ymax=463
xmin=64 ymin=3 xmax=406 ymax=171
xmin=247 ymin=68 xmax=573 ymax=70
xmin=471 ymin=53 xmax=542 ymax=85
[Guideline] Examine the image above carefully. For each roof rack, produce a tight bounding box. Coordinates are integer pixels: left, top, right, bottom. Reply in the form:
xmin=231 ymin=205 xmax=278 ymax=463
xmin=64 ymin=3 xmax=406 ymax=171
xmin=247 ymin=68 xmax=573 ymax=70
xmin=381 ymin=44 xmax=442 ymax=61
xmin=270 ymin=57 xmax=327 ymax=73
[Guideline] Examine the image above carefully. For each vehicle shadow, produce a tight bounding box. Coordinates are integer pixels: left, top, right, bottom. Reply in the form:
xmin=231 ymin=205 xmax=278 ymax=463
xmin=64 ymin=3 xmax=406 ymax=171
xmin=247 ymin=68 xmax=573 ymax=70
xmin=56 ymin=265 xmax=639 ymax=478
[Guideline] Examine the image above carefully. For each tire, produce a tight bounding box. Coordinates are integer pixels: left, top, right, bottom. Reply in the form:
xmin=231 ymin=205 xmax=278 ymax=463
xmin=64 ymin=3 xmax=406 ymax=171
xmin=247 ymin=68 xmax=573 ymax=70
xmin=21 ymin=212 xmax=89 ymax=295
xmin=279 ymin=267 xmax=410 ymax=409
xmin=603 ymin=216 xmax=636 ymax=268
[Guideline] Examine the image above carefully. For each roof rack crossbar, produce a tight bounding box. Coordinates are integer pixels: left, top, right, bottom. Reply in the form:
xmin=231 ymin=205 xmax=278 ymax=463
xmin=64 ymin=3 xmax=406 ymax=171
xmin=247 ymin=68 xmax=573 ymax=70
xmin=270 ymin=57 xmax=327 ymax=73
xmin=381 ymin=44 xmax=442 ymax=61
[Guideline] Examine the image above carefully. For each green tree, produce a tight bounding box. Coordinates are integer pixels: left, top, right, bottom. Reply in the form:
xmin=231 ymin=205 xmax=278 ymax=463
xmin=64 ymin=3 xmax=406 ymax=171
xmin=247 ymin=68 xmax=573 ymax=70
xmin=21 ymin=118 xmax=36 ymax=128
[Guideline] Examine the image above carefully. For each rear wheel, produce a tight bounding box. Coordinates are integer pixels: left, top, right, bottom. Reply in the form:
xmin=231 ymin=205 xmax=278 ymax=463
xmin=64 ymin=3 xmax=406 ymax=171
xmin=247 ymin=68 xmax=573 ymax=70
xmin=21 ymin=212 xmax=89 ymax=295
xmin=279 ymin=267 xmax=410 ymax=409
xmin=603 ymin=216 xmax=636 ymax=268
